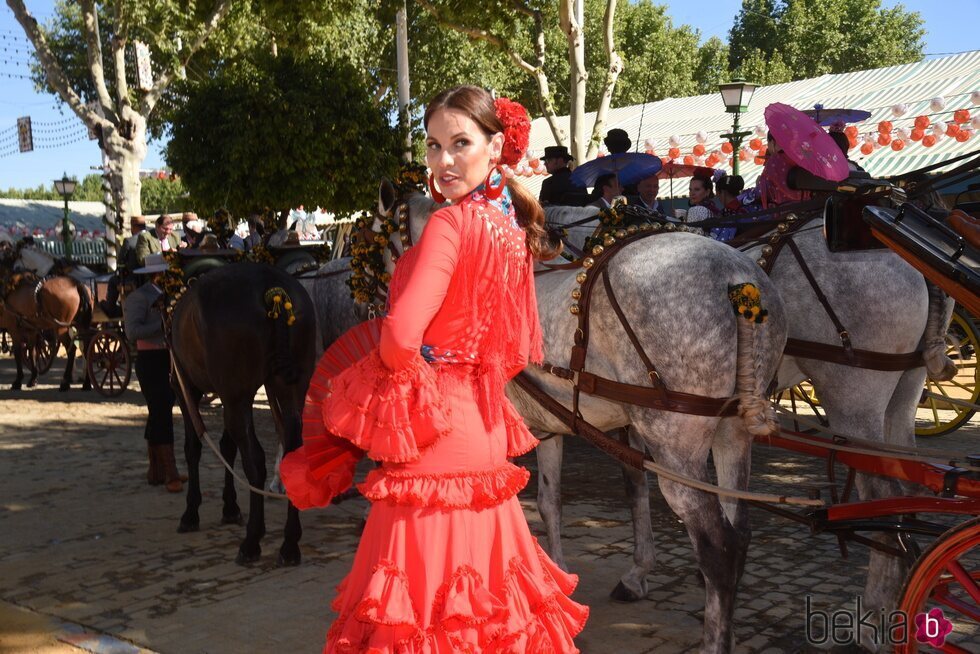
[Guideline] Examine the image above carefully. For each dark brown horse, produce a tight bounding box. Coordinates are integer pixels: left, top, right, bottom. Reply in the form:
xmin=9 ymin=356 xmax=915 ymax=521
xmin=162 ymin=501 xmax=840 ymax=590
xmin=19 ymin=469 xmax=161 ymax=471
xmin=1 ymin=263 xmax=92 ymax=391
xmin=169 ymin=262 xmax=315 ymax=565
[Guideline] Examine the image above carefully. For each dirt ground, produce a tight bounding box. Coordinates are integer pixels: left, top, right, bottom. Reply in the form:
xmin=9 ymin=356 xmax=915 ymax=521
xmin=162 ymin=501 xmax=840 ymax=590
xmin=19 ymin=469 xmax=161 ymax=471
xmin=0 ymin=354 xmax=978 ymax=654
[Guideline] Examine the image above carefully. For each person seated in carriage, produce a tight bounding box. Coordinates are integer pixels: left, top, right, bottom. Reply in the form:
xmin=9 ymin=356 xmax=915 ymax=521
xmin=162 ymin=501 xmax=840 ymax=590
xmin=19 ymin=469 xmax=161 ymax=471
xmin=588 ymin=172 xmax=623 ymax=209
xmin=756 ymin=133 xmax=812 ymax=208
xmin=538 ymin=145 xmax=576 ymax=206
xmin=629 ymin=171 xmax=667 ymax=215
xmin=98 ymin=214 xmax=147 ymax=318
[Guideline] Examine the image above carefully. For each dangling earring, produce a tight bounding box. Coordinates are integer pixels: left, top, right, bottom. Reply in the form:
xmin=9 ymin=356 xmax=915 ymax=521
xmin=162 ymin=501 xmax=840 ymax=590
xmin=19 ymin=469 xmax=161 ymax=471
xmin=483 ymin=164 xmax=507 ymax=200
xmin=428 ymin=174 xmax=446 ymax=203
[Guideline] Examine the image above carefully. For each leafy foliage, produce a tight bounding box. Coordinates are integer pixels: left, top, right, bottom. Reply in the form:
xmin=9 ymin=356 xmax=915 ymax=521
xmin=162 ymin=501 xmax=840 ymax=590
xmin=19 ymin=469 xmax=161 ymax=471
xmin=728 ymin=0 xmax=925 ymax=84
xmin=165 ymin=51 xmax=400 ymax=217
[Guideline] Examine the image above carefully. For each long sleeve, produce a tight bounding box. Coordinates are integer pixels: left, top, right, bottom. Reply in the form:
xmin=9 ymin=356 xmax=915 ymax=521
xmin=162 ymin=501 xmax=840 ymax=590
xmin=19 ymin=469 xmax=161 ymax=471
xmin=123 ymin=288 xmax=164 ymax=341
xmin=134 ymin=233 xmax=151 ymax=266
xmin=379 ymin=208 xmax=462 ymax=371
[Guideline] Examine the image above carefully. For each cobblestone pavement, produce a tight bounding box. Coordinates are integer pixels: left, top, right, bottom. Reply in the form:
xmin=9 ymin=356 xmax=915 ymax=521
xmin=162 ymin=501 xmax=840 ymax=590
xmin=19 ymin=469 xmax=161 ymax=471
xmin=0 ymin=356 xmax=978 ymax=654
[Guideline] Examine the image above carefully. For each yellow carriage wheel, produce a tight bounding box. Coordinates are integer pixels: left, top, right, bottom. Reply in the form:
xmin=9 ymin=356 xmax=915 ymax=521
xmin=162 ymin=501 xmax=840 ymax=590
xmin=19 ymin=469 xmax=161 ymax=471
xmin=917 ymin=306 xmax=980 ymax=437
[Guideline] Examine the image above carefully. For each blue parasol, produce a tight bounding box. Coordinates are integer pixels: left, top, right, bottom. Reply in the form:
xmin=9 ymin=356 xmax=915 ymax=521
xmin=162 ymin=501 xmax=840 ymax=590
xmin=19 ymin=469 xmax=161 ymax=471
xmin=570 ymin=152 xmax=660 ymax=188
xmin=803 ymin=104 xmax=871 ymax=126
xmin=618 ymin=158 xmax=665 ymax=187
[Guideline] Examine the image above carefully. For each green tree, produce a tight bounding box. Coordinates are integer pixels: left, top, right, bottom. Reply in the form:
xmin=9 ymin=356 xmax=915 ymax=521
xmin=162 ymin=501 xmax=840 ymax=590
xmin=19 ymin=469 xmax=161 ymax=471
xmin=165 ymin=51 xmax=399 ymax=218
xmin=140 ymin=177 xmax=191 ymax=215
xmin=728 ymin=0 xmax=924 ymax=82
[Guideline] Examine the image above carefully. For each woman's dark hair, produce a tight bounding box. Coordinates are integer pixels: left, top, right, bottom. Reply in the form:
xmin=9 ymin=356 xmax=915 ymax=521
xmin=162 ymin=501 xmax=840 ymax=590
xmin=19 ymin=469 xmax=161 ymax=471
xmin=691 ymin=174 xmax=714 ymax=197
xmin=423 ymin=85 xmax=559 ymax=260
xmin=715 ymin=174 xmax=744 ymax=196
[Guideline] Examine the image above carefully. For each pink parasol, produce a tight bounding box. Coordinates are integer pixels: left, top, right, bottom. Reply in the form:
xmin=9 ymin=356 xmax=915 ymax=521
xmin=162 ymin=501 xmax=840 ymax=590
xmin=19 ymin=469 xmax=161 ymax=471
xmin=764 ymin=102 xmax=849 ymax=182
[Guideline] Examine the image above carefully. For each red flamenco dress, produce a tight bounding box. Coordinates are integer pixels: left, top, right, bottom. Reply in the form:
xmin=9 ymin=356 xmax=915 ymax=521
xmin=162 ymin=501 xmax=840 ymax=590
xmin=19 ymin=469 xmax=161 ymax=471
xmin=280 ymin=184 xmax=589 ymax=653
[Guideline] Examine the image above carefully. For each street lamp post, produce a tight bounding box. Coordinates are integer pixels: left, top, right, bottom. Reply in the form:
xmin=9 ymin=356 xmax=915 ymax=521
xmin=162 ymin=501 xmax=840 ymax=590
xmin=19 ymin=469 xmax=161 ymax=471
xmin=718 ymin=79 xmax=759 ymax=177
xmin=53 ymin=173 xmax=77 ymax=260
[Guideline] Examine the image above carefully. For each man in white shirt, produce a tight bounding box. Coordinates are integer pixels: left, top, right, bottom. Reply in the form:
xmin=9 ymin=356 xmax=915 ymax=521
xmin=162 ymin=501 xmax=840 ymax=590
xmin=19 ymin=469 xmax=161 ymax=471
xmin=587 ymin=173 xmax=621 ymax=209
xmin=634 ymin=173 xmax=664 ymax=214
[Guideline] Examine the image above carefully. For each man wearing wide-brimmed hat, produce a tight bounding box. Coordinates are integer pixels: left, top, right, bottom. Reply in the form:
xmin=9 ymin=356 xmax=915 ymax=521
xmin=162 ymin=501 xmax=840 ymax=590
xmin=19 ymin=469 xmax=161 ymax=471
xmin=538 ymin=145 xmax=576 ymax=206
xmin=123 ymin=253 xmax=184 ymax=493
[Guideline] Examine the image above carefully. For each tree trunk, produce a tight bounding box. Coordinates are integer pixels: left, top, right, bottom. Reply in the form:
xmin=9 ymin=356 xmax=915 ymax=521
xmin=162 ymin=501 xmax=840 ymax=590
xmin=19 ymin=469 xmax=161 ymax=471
xmin=586 ymin=0 xmax=623 ymax=160
xmin=102 ymin=113 xmax=147 ymax=225
xmin=561 ymin=0 xmax=588 ymax=163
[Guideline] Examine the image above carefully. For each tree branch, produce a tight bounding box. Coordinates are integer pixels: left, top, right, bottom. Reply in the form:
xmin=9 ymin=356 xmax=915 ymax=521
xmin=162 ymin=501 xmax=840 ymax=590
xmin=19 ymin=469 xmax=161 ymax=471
xmin=111 ymin=2 xmax=131 ymax=112
xmin=587 ymin=0 xmax=623 ymax=159
xmin=5 ymin=0 xmax=108 ymax=132
xmin=417 ymin=0 xmax=566 ymax=147
xmin=79 ymin=0 xmax=115 ymax=118
xmin=140 ymin=0 xmax=235 ymax=116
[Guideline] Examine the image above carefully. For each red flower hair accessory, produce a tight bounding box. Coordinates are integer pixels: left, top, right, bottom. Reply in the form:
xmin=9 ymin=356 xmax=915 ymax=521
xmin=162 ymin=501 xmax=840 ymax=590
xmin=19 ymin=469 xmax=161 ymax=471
xmin=494 ymin=97 xmax=531 ymax=167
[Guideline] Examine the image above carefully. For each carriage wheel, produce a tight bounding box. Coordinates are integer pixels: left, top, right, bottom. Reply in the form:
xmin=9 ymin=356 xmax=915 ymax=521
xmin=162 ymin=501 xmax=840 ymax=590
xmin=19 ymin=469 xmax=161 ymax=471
xmin=775 ymin=380 xmax=828 ymax=433
xmin=896 ymin=517 xmax=980 ymax=653
xmin=86 ymin=329 xmax=132 ymax=398
xmin=917 ymin=307 xmax=980 ymax=437
xmin=35 ymin=330 xmax=58 ymax=375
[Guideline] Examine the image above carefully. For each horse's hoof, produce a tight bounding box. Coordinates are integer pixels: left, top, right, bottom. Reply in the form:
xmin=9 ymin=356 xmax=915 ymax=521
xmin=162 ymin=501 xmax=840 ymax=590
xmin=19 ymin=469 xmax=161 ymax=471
xmin=221 ymin=512 xmax=245 ymax=526
xmin=276 ymin=549 xmax=301 ymax=567
xmin=10 ymin=384 xmax=21 ymax=391
xmin=177 ymin=520 xmax=199 ymax=534
xmin=58 ymin=383 xmax=70 ymax=392
xmin=235 ymin=548 xmax=261 ymax=566
xmin=609 ymin=581 xmax=643 ymax=603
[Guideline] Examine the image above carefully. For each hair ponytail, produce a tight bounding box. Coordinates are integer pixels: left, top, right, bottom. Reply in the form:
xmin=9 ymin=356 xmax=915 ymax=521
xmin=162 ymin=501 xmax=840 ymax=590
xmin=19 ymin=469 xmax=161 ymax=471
xmin=508 ymin=180 xmax=561 ymax=261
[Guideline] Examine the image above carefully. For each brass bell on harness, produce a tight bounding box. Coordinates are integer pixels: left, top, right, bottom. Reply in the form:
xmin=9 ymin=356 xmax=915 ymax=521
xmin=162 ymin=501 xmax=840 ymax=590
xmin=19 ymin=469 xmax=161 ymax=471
xmin=576 ymin=272 xmax=588 ymax=284
xmin=570 ymin=303 xmax=581 ymax=315
xmin=399 ymin=223 xmax=408 ymax=232
xmin=571 ymin=288 xmax=581 ymax=300
xmin=761 ymin=245 xmax=773 ymax=256
xmin=757 ymin=258 xmax=767 ymax=267
xmin=615 ymin=229 xmax=627 ymax=239
xmin=592 ymin=245 xmax=604 ymax=256
xmin=664 ymin=223 xmax=676 ymax=231
xmin=603 ymin=235 xmax=616 ymax=247
xmin=639 ymin=223 xmax=652 ymax=231
xmin=777 ymin=223 xmax=788 ymax=233
xmin=582 ymin=257 xmax=595 ymax=269
xmin=650 ymin=223 xmax=661 ymax=231
xmin=626 ymin=225 xmax=638 ymax=235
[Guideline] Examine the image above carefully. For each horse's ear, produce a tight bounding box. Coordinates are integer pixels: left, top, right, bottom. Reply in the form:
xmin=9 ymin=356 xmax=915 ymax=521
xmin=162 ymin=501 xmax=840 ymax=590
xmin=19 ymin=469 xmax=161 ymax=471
xmin=378 ymin=179 xmax=397 ymax=216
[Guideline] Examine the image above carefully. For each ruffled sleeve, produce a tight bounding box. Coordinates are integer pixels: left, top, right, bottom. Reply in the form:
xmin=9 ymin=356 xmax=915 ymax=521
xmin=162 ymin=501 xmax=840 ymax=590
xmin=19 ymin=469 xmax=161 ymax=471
xmin=320 ymin=207 xmax=464 ymax=462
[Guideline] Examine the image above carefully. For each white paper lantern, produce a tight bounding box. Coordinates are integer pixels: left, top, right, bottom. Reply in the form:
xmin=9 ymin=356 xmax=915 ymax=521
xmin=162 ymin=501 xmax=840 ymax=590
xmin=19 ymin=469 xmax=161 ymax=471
xmin=932 ymin=123 xmax=945 ymax=138
xmin=695 ymin=131 xmax=708 ymax=144
xmin=668 ymin=135 xmax=680 ymax=147
xmin=896 ymin=127 xmax=910 ymax=141
xmin=971 ymin=116 xmax=980 ymax=130
xmin=972 ymin=91 xmax=980 ymax=105
xmin=754 ymin=125 xmax=767 ymax=138
xmin=694 ymin=155 xmax=706 ymax=166
xmin=643 ymin=138 xmax=655 ymax=150
xmin=930 ymin=96 xmax=946 ymax=112
xmin=503 ymin=165 xmax=515 ymax=179
xmin=891 ymin=103 xmax=908 ymax=117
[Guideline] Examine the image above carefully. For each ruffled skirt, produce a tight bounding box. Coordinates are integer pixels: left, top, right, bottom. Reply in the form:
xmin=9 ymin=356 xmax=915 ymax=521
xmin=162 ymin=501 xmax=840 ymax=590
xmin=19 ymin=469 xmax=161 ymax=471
xmin=323 ymin=363 xmax=587 ymax=652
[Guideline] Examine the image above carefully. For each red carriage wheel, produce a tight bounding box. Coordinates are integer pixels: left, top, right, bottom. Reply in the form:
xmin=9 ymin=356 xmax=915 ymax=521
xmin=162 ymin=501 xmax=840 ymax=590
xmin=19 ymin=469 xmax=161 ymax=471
xmin=35 ymin=329 xmax=58 ymax=375
xmin=896 ymin=517 xmax=980 ymax=653
xmin=86 ymin=329 xmax=132 ymax=398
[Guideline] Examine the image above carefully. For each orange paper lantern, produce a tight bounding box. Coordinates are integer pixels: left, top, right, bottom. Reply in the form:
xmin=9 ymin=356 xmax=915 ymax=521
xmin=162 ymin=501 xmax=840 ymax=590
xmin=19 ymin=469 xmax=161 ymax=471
xmin=739 ymin=149 xmax=750 ymax=162
xmin=528 ymin=158 xmax=540 ymax=168
xmin=922 ymin=134 xmax=937 ymax=147
xmin=910 ymin=128 xmax=925 ymax=141
xmin=877 ymin=133 xmax=892 ymax=146
xmin=877 ymin=120 xmax=893 ymax=134
xmin=954 ymin=109 xmax=971 ymax=124
xmin=848 ymin=136 xmax=858 ymax=149
xmin=721 ymin=141 xmax=733 ymax=154
xmin=705 ymin=154 xmax=719 ymax=167
xmin=660 ymin=156 xmax=670 ymax=166
xmin=844 ymin=125 xmax=859 ymax=139
xmin=693 ymin=144 xmax=706 ymax=156
xmin=749 ymin=138 xmax=762 ymax=151
xmin=753 ymin=156 xmax=765 ymax=165
xmin=683 ymin=155 xmax=694 ymax=165
xmin=914 ymin=115 xmax=930 ymax=130
xmin=860 ymin=142 xmax=874 ymax=155
xmin=891 ymin=139 xmax=905 ymax=151
xmin=946 ymin=123 xmax=961 ymax=137
xmin=956 ymin=130 xmax=971 ymax=142
xmin=668 ymin=147 xmax=680 ymax=159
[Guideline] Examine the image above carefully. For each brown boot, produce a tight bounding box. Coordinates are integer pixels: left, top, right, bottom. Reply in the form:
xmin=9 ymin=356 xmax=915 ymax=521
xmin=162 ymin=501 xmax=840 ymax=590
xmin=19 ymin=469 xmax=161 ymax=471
xmin=158 ymin=443 xmax=186 ymax=493
xmin=147 ymin=442 xmax=164 ymax=486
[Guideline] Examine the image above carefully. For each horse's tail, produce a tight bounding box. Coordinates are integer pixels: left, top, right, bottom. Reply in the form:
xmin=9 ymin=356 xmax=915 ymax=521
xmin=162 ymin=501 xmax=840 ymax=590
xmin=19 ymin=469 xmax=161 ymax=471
xmin=729 ymin=283 xmax=778 ymax=437
xmin=922 ymin=281 xmax=956 ymax=382
xmin=264 ymin=286 xmax=300 ymax=384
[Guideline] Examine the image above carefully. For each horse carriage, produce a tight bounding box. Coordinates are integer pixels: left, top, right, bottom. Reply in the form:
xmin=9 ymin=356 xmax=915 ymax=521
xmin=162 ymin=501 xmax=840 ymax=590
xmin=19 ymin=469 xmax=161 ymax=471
xmin=329 ymin=156 xmax=980 ymax=651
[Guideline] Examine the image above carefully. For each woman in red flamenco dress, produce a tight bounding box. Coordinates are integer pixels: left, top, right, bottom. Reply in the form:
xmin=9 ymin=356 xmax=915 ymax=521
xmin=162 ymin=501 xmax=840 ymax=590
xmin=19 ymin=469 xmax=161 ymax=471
xmin=280 ymin=85 xmax=589 ymax=653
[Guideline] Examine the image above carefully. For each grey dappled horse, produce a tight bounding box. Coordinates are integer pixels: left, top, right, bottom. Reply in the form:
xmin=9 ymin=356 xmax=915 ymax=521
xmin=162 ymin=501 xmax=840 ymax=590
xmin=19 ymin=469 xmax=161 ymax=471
xmin=354 ymin=187 xmax=789 ymax=653
xmin=542 ymin=204 xmax=956 ymax=651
